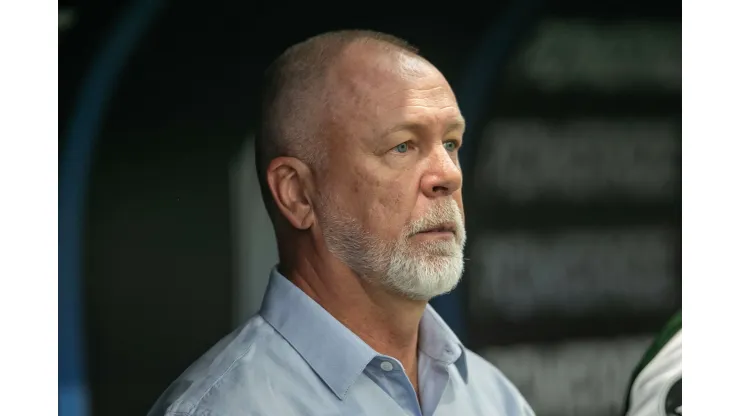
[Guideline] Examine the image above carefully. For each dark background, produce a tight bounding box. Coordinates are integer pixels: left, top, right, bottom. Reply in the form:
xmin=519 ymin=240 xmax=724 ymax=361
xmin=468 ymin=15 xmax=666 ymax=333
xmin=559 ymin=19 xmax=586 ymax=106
xmin=59 ymin=1 xmax=681 ymax=415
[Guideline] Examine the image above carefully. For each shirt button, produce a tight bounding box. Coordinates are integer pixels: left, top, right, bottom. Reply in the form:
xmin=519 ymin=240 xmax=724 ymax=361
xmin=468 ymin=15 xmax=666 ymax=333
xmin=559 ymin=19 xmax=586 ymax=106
xmin=380 ymin=361 xmax=394 ymax=372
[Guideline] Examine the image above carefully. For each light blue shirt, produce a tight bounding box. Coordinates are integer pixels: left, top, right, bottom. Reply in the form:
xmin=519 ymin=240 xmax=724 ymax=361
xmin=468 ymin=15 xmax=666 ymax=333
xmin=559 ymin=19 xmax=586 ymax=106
xmin=148 ymin=269 xmax=534 ymax=416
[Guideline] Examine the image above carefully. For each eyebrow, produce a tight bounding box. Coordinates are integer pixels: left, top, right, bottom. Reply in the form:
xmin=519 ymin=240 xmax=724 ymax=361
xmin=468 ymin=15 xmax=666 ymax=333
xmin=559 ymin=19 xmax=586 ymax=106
xmin=381 ymin=117 xmax=467 ymax=138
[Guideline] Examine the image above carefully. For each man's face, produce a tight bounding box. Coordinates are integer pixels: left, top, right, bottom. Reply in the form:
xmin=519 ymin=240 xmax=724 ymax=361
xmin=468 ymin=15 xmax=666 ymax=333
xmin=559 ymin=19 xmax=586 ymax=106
xmin=315 ymin=47 xmax=466 ymax=301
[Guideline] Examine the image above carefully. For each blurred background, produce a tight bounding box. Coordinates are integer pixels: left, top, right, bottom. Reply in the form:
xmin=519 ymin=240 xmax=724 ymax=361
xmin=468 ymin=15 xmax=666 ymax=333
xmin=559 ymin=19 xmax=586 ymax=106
xmin=59 ymin=1 xmax=681 ymax=415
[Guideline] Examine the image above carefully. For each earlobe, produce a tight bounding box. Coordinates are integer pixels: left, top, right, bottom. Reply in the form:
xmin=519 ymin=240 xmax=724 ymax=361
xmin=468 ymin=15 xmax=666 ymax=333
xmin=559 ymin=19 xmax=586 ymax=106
xmin=266 ymin=157 xmax=315 ymax=230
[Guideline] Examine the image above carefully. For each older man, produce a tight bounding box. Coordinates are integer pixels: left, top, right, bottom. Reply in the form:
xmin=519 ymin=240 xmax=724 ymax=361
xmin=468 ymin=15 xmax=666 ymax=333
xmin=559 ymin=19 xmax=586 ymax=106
xmin=149 ymin=30 xmax=534 ymax=416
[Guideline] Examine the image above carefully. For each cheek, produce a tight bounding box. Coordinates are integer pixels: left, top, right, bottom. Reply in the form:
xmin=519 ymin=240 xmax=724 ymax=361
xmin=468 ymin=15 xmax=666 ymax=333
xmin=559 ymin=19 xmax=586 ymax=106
xmin=454 ymin=192 xmax=465 ymax=218
xmin=358 ymin=175 xmax=413 ymax=234
xmin=378 ymin=180 xmax=420 ymax=235
xmin=376 ymin=183 xmax=403 ymax=209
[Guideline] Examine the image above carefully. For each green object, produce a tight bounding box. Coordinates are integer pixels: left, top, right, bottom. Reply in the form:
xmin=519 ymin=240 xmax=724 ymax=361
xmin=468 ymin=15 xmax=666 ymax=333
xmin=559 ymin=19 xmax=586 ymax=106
xmin=623 ymin=310 xmax=682 ymax=415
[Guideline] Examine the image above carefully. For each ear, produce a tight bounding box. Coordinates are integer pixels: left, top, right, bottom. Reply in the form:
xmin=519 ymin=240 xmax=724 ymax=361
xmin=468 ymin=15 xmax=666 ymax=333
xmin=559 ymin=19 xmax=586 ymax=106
xmin=266 ymin=157 xmax=316 ymax=230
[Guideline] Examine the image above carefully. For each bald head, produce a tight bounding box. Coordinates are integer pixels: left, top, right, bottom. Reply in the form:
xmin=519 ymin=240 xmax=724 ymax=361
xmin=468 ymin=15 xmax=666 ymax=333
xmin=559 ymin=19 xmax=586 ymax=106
xmin=256 ymin=30 xmax=425 ymax=221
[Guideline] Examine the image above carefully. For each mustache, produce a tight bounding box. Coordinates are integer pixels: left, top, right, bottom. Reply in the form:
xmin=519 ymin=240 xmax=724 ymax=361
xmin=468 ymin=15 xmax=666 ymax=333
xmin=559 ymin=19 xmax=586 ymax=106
xmin=406 ymin=201 xmax=465 ymax=238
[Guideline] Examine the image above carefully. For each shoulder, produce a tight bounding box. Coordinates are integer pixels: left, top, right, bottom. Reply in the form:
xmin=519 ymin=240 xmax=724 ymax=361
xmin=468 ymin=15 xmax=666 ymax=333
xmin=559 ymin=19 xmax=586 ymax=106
xmin=148 ymin=315 xmax=315 ymax=416
xmin=463 ymin=348 xmax=535 ymax=415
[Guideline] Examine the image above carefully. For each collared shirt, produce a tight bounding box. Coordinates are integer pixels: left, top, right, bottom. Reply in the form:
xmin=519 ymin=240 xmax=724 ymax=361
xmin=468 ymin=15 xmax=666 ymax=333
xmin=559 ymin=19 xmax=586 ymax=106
xmin=148 ymin=269 xmax=534 ymax=416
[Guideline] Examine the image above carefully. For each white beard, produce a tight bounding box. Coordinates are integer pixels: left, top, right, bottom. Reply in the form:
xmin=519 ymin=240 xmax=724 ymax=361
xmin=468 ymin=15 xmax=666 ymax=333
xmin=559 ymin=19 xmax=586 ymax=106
xmin=317 ymin=196 xmax=466 ymax=301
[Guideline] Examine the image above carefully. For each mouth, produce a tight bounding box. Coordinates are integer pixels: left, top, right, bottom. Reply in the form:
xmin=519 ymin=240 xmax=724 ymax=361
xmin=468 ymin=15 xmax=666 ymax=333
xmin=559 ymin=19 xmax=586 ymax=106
xmin=418 ymin=222 xmax=456 ymax=235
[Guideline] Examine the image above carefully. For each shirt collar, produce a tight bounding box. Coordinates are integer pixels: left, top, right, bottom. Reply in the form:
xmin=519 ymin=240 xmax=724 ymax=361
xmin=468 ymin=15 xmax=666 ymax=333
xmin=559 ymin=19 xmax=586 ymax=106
xmin=260 ymin=268 xmax=469 ymax=400
xmin=419 ymin=303 xmax=469 ymax=383
xmin=260 ymin=268 xmax=377 ymax=399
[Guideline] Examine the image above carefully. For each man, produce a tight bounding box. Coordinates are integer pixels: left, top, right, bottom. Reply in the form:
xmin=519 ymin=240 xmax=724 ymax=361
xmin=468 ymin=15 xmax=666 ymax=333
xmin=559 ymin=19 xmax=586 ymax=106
xmin=623 ymin=310 xmax=682 ymax=416
xmin=149 ymin=30 xmax=534 ymax=416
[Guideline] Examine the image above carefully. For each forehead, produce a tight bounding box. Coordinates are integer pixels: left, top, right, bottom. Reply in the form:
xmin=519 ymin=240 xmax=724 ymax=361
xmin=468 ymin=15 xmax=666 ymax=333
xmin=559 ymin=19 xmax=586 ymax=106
xmin=328 ymin=47 xmax=463 ymax=136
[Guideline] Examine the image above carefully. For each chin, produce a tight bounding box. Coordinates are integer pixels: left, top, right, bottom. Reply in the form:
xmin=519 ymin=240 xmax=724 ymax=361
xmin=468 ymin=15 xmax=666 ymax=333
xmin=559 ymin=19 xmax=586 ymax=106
xmin=383 ymin=255 xmax=465 ymax=301
xmin=397 ymin=278 xmax=461 ymax=302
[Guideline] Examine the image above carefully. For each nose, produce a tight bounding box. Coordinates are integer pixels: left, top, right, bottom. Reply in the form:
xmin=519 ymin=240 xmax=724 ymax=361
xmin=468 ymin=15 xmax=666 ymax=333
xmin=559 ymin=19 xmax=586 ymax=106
xmin=420 ymin=144 xmax=463 ymax=198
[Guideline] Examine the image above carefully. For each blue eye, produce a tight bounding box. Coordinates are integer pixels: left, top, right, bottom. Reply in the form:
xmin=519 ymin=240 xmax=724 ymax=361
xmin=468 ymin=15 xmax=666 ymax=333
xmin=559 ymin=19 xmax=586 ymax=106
xmin=395 ymin=142 xmax=409 ymax=153
xmin=444 ymin=141 xmax=457 ymax=151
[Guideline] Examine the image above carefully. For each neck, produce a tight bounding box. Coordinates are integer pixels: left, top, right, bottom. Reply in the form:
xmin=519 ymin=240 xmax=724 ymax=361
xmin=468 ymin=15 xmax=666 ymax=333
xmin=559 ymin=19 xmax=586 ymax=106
xmin=280 ymin=243 xmax=426 ymax=391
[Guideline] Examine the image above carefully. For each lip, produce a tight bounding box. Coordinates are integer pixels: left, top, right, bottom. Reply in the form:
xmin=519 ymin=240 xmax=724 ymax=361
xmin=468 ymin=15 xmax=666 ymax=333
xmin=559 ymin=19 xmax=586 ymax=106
xmin=414 ymin=222 xmax=457 ymax=238
xmin=419 ymin=222 xmax=456 ymax=234
xmin=412 ymin=230 xmax=456 ymax=242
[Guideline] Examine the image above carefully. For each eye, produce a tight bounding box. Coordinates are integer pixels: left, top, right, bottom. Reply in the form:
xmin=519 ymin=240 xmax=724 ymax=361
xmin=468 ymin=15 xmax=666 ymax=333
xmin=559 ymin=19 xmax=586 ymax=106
xmin=443 ymin=140 xmax=458 ymax=151
xmin=394 ymin=142 xmax=409 ymax=153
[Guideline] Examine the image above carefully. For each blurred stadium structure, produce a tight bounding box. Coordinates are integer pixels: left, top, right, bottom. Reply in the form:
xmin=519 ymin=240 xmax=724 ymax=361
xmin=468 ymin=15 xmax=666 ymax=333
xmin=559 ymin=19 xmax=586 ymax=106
xmin=59 ymin=1 xmax=680 ymax=415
